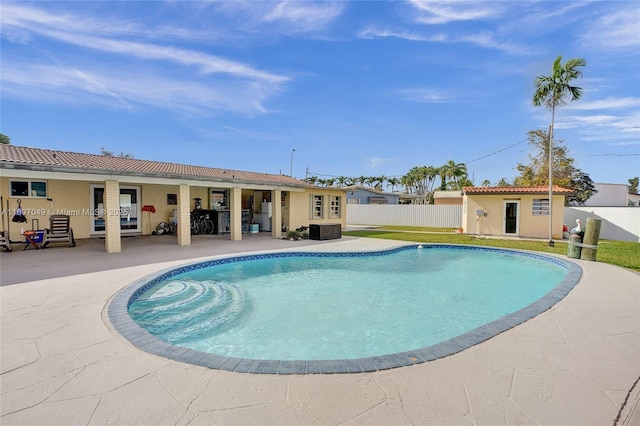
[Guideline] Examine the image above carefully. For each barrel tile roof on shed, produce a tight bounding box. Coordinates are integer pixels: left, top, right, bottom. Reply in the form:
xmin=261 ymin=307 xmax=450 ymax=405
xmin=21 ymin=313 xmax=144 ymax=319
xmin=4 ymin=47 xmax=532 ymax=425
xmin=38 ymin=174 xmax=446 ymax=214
xmin=463 ymin=186 xmax=574 ymax=195
xmin=0 ymin=145 xmax=308 ymax=187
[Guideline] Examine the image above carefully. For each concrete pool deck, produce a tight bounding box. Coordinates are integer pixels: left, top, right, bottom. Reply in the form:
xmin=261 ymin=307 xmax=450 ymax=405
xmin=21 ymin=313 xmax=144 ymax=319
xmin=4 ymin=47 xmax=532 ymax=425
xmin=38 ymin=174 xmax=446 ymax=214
xmin=1 ymin=236 xmax=639 ymax=425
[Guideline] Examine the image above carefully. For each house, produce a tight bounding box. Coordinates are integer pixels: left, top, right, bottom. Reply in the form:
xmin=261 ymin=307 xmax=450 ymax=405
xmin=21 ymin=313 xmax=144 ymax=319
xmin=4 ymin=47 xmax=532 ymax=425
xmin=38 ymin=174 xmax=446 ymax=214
xmin=583 ymin=183 xmax=637 ymax=207
xmin=345 ymin=185 xmax=399 ymax=204
xmin=0 ymin=145 xmax=346 ymax=253
xmin=461 ymin=186 xmax=574 ymax=239
xmin=433 ymin=190 xmax=463 ymax=206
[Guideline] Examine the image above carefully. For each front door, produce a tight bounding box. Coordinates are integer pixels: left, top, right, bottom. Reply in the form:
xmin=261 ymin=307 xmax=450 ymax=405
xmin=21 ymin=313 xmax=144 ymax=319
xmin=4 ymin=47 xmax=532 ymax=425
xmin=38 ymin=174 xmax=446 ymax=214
xmin=504 ymin=201 xmax=519 ymax=235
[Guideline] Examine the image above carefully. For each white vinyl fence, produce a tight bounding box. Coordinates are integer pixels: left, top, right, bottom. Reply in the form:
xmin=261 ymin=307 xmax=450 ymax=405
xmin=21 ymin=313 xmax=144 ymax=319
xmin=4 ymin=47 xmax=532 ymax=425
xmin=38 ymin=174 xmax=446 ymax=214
xmin=564 ymin=207 xmax=640 ymax=243
xmin=347 ymin=204 xmax=640 ymax=242
xmin=347 ymin=204 xmax=463 ymax=228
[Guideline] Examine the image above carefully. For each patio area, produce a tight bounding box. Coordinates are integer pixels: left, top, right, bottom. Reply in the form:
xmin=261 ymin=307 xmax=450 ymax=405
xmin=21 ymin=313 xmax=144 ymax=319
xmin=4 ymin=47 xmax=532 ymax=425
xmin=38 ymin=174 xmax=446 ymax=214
xmin=1 ymin=236 xmax=639 ymax=425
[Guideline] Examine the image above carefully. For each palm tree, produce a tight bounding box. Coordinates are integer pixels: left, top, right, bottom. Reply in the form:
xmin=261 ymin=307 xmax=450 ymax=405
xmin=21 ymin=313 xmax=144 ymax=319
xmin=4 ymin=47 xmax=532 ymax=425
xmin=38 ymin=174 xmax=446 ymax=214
xmin=336 ymin=176 xmax=349 ymax=187
xmin=387 ymin=177 xmax=400 ymax=193
xmin=533 ymin=55 xmax=586 ymax=246
xmin=439 ymin=160 xmax=467 ymax=190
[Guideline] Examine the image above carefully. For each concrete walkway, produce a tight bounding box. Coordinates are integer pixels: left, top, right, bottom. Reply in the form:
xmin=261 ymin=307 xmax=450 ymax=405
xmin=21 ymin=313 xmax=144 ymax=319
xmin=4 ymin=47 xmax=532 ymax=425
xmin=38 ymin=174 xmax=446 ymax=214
xmin=1 ymin=236 xmax=639 ymax=425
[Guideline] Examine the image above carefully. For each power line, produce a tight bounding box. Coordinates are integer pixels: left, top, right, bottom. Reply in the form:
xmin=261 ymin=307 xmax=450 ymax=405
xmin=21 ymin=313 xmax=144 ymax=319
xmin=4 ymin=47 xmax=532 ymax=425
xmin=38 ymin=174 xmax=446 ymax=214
xmin=579 ymin=153 xmax=640 ymax=157
xmin=464 ymin=138 xmax=528 ymax=164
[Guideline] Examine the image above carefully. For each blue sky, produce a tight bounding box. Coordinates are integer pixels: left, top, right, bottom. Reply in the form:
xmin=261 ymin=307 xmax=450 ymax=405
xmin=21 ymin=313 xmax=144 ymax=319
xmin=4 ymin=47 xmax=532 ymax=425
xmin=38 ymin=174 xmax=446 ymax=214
xmin=1 ymin=1 xmax=639 ymax=187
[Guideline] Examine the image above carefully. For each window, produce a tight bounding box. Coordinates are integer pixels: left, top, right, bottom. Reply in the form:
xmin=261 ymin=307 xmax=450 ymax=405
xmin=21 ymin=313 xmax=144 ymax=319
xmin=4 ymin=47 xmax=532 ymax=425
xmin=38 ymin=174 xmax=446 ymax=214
xmin=310 ymin=195 xmax=323 ymax=219
xmin=10 ymin=180 xmax=47 ymax=197
xmin=329 ymin=196 xmax=341 ymax=218
xmin=532 ymin=198 xmax=549 ymax=215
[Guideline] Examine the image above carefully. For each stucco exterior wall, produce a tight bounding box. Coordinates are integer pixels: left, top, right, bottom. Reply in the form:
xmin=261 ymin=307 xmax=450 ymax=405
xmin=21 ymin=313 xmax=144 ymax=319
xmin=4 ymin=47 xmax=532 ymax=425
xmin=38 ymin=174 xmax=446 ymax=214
xmin=288 ymin=188 xmax=347 ymax=231
xmin=463 ymin=193 xmax=566 ymax=239
xmin=1 ymin=178 xmax=93 ymax=239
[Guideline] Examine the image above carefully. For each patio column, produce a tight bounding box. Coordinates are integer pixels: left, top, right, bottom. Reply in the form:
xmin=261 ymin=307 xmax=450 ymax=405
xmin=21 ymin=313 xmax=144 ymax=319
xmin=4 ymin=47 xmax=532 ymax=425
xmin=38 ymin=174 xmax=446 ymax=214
xmin=271 ymin=189 xmax=282 ymax=239
xmin=229 ymin=187 xmax=242 ymax=241
xmin=103 ymin=180 xmax=121 ymax=253
xmin=176 ymin=184 xmax=191 ymax=246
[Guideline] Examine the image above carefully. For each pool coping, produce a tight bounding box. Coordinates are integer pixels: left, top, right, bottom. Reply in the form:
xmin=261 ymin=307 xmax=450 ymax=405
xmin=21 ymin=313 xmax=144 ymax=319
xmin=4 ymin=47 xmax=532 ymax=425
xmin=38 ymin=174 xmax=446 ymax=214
xmin=107 ymin=244 xmax=583 ymax=375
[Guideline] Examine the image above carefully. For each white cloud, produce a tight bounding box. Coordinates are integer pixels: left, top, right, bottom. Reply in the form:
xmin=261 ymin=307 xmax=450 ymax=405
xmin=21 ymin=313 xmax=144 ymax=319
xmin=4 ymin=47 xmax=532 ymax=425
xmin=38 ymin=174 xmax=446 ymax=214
xmin=580 ymin=6 xmax=640 ymax=50
xmin=1 ymin=3 xmax=288 ymax=115
xmin=395 ymin=88 xmax=450 ymax=104
xmin=2 ymin=61 xmax=278 ymax=116
xmin=262 ymin=1 xmax=345 ymax=32
xmin=566 ymin=97 xmax=640 ymax=111
xmin=409 ymin=0 xmax=503 ymax=24
xmin=357 ymin=26 xmax=447 ymax=42
xmin=365 ymin=156 xmax=393 ymax=170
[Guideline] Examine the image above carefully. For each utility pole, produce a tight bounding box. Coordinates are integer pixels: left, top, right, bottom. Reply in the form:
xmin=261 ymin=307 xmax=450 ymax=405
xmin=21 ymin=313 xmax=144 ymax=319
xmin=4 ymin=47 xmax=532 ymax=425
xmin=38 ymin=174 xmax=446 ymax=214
xmin=290 ymin=148 xmax=295 ymax=177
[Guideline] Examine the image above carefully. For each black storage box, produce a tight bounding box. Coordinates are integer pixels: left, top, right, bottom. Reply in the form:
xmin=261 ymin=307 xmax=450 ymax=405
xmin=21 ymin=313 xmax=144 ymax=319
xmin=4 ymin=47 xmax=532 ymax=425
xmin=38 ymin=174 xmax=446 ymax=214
xmin=309 ymin=223 xmax=342 ymax=240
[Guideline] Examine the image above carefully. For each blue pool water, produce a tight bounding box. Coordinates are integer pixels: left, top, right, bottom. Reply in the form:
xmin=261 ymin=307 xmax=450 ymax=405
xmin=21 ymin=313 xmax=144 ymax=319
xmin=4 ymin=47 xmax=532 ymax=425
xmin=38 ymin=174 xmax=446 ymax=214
xmin=128 ymin=246 xmax=569 ymax=361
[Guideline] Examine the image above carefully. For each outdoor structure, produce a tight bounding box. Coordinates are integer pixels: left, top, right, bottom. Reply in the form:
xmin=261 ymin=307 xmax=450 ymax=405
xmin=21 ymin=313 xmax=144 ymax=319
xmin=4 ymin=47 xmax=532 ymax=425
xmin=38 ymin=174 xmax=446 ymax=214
xmin=433 ymin=190 xmax=463 ymax=206
xmin=583 ymin=182 xmax=638 ymax=207
xmin=345 ymin=185 xmax=399 ymax=204
xmin=0 ymin=145 xmax=346 ymax=253
xmin=461 ymin=186 xmax=574 ymax=239
xmin=345 ymin=185 xmax=417 ymax=205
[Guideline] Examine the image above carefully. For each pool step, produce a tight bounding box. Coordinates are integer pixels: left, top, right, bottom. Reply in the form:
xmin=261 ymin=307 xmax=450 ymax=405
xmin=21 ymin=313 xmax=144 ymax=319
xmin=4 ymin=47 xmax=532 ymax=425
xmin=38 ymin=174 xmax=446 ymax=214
xmin=129 ymin=279 xmax=249 ymax=343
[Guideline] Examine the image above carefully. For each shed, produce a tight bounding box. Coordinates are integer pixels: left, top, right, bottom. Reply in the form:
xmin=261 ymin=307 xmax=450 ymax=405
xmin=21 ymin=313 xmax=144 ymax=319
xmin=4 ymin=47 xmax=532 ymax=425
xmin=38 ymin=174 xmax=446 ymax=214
xmin=462 ymin=186 xmax=574 ymax=239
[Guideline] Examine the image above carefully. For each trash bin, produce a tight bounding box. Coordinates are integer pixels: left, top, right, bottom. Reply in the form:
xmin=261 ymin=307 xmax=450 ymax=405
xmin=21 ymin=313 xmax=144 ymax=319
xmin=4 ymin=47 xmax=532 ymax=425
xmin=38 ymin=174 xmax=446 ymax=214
xmin=567 ymin=234 xmax=582 ymax=259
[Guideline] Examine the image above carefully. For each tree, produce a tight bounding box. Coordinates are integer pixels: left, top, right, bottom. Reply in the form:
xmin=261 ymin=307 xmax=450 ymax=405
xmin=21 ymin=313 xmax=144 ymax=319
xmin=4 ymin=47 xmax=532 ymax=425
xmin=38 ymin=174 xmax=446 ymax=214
xmin=101 ymin=147 xmax=134 ymax=159
xmin=0 ymin=133 xmax=10 ymax=144
xmin=628 ymin=177 xmax=639 ymax=194
xmin=387 ymin=177 xmax=401 ymax=193
xmin=566 ymin=169 xmax=597 ymax=206
xmin=532 ymin=55 xmax=586 ymax=246
xmin=439 ymin=160 xmax=468 ymax=190
xmin=514 ymin=130 xmax=575 ymax=188
xmin=515 ymin=129 xmax=597 ymax=205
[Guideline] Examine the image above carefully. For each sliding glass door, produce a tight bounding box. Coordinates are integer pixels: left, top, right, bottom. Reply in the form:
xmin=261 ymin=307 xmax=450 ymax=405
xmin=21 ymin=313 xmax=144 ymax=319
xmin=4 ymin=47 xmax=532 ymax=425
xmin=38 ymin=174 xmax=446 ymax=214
xmin=90 ymin=185 xmax=141 ymax=234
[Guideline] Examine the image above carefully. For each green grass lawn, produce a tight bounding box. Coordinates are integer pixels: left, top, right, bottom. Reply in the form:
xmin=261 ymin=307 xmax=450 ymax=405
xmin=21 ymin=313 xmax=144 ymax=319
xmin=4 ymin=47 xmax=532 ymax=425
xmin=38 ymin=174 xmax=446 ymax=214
xmin=343 ymin=226 xmax=640 ymax=272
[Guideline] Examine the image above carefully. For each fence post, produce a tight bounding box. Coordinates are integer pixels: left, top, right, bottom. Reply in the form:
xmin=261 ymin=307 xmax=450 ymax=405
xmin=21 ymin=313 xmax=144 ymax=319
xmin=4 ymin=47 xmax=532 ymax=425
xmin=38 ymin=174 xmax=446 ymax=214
xmin=580 ymin=218 xmax=602 ymax=261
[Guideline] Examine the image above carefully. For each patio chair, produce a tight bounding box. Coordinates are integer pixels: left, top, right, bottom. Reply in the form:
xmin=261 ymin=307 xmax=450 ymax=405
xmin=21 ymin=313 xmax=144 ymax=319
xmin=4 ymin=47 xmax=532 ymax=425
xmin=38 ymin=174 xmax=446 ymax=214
xmin=0 ymin=231 xmax=12 ymax=252
xmin=42 ymin=215 xmax=76 ymax=248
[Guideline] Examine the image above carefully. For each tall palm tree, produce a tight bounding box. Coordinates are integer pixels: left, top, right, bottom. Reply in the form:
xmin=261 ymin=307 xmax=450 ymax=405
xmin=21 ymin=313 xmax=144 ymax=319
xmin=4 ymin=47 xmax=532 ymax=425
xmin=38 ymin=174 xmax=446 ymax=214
xmin=440 ymin=160 xmax=467 ymax=190
xmin=387 ymin=177 xmax=400 ymax=193
xmin=533 ymin=55 xmax=586 ymax=246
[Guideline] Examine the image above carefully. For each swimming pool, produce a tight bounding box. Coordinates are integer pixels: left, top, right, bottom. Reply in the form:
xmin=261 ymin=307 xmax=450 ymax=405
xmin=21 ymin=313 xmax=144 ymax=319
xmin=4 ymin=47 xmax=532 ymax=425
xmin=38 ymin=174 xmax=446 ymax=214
xmin=108 ymin=244 xmax=582 ymax=374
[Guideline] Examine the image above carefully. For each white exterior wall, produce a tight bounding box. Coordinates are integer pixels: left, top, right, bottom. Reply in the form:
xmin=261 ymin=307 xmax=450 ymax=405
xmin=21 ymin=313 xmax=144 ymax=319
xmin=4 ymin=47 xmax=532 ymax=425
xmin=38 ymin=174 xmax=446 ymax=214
xmin=584 ymin=183 xmax=629 ymax=207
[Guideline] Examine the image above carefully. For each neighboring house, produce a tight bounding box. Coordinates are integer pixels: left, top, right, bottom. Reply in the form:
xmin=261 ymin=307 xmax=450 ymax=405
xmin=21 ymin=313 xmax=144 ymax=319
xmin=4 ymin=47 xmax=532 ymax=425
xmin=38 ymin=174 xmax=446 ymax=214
xmin=433 ymin=190 xmax=463 ymax=206
xmin=0 ymin=145 xmax=346 ymax=253
xmin=583 ymin=183 xmax=637 ymax=207
xmin=461 ymin=186 xmax=574 ymax=239
xmin=628 ymin=192 xmax=640 ymax=207
xmin=345 ymin=185 xmax=400 ymax=204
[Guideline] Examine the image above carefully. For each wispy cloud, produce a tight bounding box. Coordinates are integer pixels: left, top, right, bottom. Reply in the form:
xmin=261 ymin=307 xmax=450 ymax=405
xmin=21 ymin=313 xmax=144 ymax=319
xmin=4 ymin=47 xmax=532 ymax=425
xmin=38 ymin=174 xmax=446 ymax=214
xmin=262 ymin=1 xmax=345 ymax=32
xmin=2 ymin=59 xmax=280 ymax=116
xmin=1 ymin=3 xmax=288 ymax=115
xmin=566 ymin=97 xmax=640 ymax=111
xmin=409 ymin=0 xmax=503 ymax=24
xmin=357 ymin=26 xmax=447 ymax=42
xmin=580 ymin=6 xmax=640 ymax=50
xmin=394 ymin=88 xmax=451 ymax=104
xmin=211 ymin=0 xmax=344 ymax=35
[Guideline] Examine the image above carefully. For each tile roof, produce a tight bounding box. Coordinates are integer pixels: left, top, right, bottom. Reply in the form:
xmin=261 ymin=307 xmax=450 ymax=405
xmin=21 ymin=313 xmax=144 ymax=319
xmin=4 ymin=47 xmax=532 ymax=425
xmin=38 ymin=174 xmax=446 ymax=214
xmin=463 ymin=186 xmax=574 ymax=195
xmin=0 ymin=145 xmax=308 ymax=187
